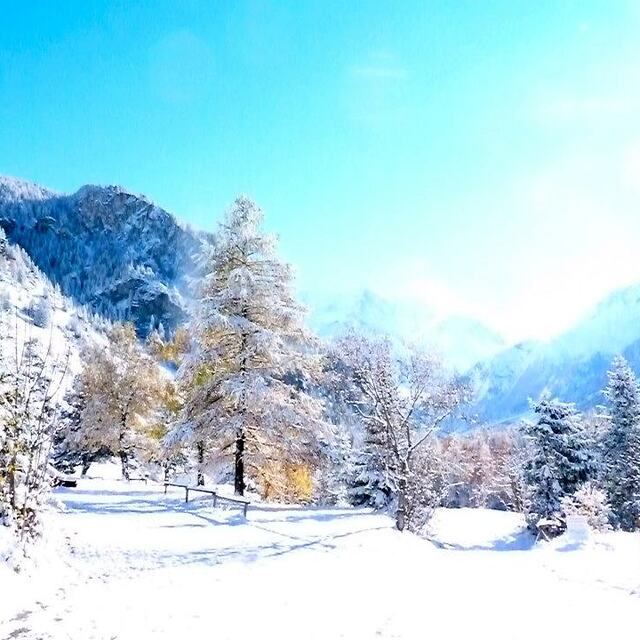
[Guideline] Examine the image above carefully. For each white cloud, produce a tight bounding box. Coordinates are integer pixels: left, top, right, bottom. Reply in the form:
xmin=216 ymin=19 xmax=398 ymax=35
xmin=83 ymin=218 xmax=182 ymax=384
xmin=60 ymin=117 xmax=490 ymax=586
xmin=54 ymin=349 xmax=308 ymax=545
xmin=373 ymin=258 xmax=472 ymax=320
xmin=349 ymin=51 xmax=408 ymax=81
xmin=346 ymin=51 xmax=409 ymax=127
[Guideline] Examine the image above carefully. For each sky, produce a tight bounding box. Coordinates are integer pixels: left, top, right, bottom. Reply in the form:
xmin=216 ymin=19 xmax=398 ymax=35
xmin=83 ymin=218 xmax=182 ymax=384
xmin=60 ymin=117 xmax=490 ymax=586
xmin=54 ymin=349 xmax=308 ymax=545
xmin=2 ymin=1 xmax=640 ymax=343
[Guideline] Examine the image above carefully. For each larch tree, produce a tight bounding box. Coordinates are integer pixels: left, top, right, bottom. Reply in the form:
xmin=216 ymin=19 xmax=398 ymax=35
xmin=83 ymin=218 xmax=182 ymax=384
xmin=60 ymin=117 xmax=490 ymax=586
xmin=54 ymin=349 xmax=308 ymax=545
xmin=602 ymin=356 xmax=640 ymax=530
xmin=69 ymin=323 xmax=161 ymax=479
xmin=330 ymin=332 xmax=469 ymax=532
xmin=179 ymin=196 xmax=325 ymax=495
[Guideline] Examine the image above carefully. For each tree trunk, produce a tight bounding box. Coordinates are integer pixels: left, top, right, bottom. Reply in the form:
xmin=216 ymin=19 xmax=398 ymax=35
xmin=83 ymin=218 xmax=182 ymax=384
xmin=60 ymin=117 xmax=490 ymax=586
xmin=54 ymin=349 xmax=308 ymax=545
xmin=395 ymin=478 xmax=407 ymax=532
xmin=196 ymin=440 xmax=205 ymax=486
xmin=81 ymin=454 xmax=92 ymax=478
xmin=120 ymin=450 xmax=130 ymax=481
xmin=234 ymin=429 xmax=245 ymax=496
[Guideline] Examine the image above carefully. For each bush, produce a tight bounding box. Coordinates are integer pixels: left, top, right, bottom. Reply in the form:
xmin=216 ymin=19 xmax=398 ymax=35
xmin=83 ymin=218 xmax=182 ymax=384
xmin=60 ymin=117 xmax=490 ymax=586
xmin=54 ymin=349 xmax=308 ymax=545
xmin=561 ymin=483 xmax=611 ymax=532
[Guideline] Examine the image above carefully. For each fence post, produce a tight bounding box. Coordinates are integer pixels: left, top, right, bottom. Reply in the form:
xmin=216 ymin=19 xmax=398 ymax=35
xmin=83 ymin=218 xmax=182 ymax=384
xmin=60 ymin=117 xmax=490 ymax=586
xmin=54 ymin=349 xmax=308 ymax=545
xmin=185 ymin=488 xmax=189 ymax=503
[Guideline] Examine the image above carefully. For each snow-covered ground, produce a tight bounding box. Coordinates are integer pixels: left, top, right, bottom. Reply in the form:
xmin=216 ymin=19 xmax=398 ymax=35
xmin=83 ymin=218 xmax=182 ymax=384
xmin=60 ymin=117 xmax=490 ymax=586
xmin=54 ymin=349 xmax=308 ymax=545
xmin=1 ymin=474 xmax=638 ymax=640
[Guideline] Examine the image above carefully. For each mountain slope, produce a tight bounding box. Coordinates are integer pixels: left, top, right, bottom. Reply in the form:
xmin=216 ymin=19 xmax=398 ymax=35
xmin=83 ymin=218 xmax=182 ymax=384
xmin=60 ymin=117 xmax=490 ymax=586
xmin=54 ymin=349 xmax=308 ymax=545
xmin=473 ymin=284 xmax=640 ymax=422
xmin=0 ymin=176 xmax=205 ymax=337
xmin=0 ymin=227 xmax=107 ymax=386
xmin=305 ymin=289 xmax=506 ymax=371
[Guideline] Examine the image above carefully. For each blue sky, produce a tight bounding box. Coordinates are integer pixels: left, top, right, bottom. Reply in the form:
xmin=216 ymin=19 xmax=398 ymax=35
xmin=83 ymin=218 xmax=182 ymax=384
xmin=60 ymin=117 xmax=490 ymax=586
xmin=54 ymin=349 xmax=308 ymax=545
xmin=2 ymin=1 xmax=640 ymax=341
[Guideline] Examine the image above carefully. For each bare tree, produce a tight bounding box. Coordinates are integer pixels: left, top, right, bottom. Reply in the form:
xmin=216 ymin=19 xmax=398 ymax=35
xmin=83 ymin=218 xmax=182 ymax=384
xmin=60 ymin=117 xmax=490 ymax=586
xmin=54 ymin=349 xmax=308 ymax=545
xmin=332 ymin=332 xmax=469 ymax=532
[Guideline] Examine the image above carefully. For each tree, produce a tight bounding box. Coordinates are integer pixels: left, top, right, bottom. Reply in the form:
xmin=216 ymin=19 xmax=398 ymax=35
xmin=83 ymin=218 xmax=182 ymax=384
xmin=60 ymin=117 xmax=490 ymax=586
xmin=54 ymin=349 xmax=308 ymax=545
xmin=331 ymin=332 xmax=468 ymax=532
xmin=179 ymin=197 xmax=325 ymax=495
xmin=54 ymin=382 xmax=111 ymax=476
xmin=603 ymin=356 xmax=640 ymax=530
xmin=69 ymin=323 xmax=161 ymax=479
xmin=25 ymin=296 xmax=52 ymax=329
xmin=523 ymin=397 xmax=596 ymax=533
xmin=0 ymin=319 xmax=68 ymax=547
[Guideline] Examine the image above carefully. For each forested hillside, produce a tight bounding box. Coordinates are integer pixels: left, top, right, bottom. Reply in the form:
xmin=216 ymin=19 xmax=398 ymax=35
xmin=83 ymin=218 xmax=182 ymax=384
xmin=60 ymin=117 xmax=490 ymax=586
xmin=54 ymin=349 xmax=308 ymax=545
xmin=0 ymin=176 xmax=205 ymax=337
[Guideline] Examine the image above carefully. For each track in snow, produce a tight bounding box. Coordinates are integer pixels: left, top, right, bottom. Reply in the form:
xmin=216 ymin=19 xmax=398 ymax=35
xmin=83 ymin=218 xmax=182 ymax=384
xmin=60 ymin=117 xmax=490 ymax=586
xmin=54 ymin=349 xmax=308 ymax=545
xmin=2 ymin=479 xmax=638 ymax=640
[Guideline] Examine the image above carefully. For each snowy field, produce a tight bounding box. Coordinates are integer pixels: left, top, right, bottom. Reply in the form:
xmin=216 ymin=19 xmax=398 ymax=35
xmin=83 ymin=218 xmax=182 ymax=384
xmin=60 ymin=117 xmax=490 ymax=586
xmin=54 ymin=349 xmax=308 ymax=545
xmin=1 ymin=474 xmax=639 ymax=640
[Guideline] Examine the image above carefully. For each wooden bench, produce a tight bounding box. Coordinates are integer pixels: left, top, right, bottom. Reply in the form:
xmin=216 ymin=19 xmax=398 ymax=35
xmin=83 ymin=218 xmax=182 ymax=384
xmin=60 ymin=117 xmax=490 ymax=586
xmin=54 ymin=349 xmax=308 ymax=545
xmin=163 ymin=482 xmax=250 ymax=517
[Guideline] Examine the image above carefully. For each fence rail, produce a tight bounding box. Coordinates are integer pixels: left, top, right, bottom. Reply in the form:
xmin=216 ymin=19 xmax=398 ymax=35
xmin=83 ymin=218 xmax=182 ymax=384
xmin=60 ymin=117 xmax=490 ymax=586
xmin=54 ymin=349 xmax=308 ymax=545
xmin=163 ymin=482 xmax=250 ymax=516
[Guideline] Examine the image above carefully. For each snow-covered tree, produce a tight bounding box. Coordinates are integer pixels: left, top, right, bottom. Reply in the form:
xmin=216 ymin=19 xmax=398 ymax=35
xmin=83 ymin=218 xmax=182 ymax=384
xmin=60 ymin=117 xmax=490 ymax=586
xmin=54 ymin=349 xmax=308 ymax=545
xmin=523 ymin=397 xmax=596 ymax=533
xmin=178 ymin=197 xmax=325 ymax=495
xmin=0 ymin=321 xmax=68 ymax=547
xmin=25 ymin=296 xmax=52 ymax=329
xmin=439 ymin=428 xmax=526 ymax=511
xmin=602 ymin=356 xmax=640 ymax=530
xmin=69 ymin=323 xmax=162 ymax=479
xmin=331 ymin=332 xmax=468 ymax=532
xmin=313 ymin=422 xmax=355 ymax=505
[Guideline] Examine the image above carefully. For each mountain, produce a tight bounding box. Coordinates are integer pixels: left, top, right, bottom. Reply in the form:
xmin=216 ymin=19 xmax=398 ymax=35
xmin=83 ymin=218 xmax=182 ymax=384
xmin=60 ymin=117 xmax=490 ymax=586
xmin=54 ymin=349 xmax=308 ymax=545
xmin=305 ymin=289 xmax=506 ymax=371
xmin=6 ymin=174 xmax=640 ymax=423
xmin=0 ymin=176 xmax=205 ymax=337
xmin=0 ymin=226 xmax=106 ymax=384
xmin=472 ymin=284 xmax=640 ymax=423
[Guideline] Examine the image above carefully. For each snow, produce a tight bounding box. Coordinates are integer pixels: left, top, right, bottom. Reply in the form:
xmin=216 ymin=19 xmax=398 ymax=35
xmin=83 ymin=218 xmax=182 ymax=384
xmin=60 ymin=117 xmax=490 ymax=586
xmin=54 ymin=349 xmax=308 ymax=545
xmin=0 ymin=241 xmax=106 ymax=388
xmin=2 ymin=475 xmax=638 ymax=639
xmin=305 ymin=289 xmax=506 ymax=372
xmin=0 ymin=175 xmax=56 ymax=204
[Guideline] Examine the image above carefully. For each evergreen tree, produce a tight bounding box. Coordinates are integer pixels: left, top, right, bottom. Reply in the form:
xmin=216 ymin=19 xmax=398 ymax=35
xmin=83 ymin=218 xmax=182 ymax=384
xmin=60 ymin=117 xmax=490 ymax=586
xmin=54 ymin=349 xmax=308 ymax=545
xmin=603 ymin=356 xmax=640 ymax=530
xmin=350 ymin=414 xmax=394 ymax=508
xmin=523 ymin=397 xmax=596 ymax=532
xmin=179 ymin=197 xmax=325 ymax=495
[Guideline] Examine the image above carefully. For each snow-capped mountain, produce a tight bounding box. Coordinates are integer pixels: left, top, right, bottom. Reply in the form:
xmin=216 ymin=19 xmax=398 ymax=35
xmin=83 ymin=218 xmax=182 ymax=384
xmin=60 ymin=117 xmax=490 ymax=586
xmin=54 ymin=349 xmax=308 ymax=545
xmin=305 ymin=289 xmax=506 ymax=371
xmin=6 ymin=174 xmax=640 ymax=423
xmin=0 ymin=226 xmax=107 ymax=387
xmin=0 ymin=176 xmax=205 ymax=337
xmin=472 ymin=284 xmax=640 ymax=423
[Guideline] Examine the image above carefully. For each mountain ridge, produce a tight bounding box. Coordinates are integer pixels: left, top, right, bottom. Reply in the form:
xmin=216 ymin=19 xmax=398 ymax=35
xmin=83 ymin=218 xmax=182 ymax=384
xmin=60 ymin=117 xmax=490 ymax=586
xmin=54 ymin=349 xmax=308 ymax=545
xmin=0 ymin=175 xmax=205 ymax=337
xmin=471 ymin=281 xmax=640 ymax=423
xmin=4 ymin=174 xmax=640 ymax=424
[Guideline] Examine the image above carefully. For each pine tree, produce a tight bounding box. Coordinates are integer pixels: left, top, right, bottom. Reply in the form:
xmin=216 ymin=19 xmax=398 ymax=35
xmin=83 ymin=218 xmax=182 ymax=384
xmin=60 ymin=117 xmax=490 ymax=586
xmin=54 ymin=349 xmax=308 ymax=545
xmin=350 ymin=414 xmax=394 ymax=508
xmin=179 ymin=197 xmax=325 ymax=495
xmin=523 ymin=397 xmax=596 ymax=532
xmin=603 ymin=356 xmax=640 ymax=530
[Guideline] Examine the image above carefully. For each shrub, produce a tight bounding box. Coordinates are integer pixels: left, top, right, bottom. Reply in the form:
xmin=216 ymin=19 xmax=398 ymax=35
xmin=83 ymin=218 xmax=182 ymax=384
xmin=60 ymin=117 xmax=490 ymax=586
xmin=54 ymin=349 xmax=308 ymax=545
xmin=561 ymin=483 xmax=611 ymax=532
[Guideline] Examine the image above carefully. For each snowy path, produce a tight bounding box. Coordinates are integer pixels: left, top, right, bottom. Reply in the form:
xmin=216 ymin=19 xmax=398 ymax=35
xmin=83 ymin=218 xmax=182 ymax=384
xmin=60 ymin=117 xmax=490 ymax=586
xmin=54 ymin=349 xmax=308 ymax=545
xmin=2 ymin=480 xmax=639 ymax=640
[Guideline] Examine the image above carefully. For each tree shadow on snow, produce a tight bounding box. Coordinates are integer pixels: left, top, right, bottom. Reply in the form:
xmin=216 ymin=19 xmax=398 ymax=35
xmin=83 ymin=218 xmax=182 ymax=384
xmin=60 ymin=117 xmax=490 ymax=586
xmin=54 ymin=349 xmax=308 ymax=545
xmin=427 ymin=530 xmax=536 ymax=552
xmin=250 ymin=510 xmax=378 ymax=525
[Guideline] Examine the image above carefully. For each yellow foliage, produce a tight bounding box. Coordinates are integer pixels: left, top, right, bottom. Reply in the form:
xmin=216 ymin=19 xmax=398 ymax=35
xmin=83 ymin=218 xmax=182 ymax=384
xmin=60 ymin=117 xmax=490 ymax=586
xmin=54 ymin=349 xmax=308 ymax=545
xmin=147 ymin=326 xmax=191 ymax=365
xmin=257 ymin=462 xmax=314 ymax=503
